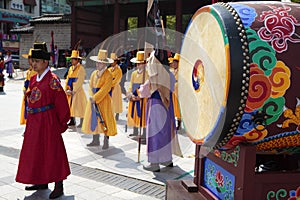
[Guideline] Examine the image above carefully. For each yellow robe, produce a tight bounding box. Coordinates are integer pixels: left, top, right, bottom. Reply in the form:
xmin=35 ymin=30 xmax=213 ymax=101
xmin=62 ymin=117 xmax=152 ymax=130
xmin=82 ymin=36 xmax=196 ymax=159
xmin=82 ymin=69 xmax=117 ymax=136
xmin=20 ymin=67 xmax=37 ymax=125
xmin=65 ymin=64 xmax=87 ymax=118
xmin=108 ymin=65 xmax=123 ymax=113
xmin=171 ymin=68 xmax=181 ymax=119
xmin=127 ymin=70 xmax=149 ymax=128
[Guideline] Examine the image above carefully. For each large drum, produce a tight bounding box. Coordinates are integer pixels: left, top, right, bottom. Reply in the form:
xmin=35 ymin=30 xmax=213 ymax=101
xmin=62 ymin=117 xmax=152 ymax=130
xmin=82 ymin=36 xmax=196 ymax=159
xmin=179 ymin=1 xmax=300 ymax=153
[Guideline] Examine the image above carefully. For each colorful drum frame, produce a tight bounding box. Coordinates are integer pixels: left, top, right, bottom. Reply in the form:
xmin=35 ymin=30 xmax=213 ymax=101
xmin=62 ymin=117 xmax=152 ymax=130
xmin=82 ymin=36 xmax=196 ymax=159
xmin=179 ymin=2 xmax=300 ymax=153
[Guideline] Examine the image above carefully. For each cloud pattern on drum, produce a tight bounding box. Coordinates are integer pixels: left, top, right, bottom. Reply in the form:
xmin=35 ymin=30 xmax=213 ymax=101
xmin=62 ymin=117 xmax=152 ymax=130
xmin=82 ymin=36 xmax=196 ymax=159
xmin=257 ymin=5 xmax=300 ymax=54
xmin=222 ymin=4 xmax=294 ymax=151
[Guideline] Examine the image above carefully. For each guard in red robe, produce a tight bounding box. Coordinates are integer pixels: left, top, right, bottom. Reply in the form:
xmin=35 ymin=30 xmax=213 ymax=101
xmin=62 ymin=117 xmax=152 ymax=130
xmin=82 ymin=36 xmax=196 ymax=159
xmin=16 ymin=42 xmax=70 ymax=199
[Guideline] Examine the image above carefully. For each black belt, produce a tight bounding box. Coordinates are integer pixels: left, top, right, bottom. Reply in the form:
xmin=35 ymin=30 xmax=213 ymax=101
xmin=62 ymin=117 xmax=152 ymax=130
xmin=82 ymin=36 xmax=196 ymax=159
xmin=27 ymin=104 xmax=54 ymax=114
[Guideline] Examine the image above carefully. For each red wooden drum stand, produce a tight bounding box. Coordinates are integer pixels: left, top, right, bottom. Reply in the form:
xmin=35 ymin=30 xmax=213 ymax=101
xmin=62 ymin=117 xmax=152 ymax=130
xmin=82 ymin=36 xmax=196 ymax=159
xmin=166 ymin=144 xmax=300 ymax=200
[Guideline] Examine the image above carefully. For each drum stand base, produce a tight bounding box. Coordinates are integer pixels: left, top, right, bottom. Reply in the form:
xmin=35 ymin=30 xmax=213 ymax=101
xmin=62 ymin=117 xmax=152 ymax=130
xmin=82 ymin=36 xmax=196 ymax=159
xmin=166 ymin=144 xmax=300 ymax=200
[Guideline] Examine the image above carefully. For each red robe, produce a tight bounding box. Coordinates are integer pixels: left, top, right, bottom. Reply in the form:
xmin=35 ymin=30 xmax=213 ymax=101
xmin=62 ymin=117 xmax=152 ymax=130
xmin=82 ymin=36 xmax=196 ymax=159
xmin=16 ymin=70 xmax=71 ymax=184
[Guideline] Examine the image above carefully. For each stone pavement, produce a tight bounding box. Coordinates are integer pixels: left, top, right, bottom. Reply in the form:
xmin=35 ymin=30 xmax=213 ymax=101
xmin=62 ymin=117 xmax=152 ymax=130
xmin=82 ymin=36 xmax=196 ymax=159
xmin=0 ymin=68 xmax=196 ymax=199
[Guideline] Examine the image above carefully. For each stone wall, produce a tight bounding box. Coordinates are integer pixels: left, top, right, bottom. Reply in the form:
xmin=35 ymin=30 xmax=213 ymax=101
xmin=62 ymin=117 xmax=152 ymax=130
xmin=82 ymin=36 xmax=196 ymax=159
xmin=19 ymin=23 xmax=71 ymax=69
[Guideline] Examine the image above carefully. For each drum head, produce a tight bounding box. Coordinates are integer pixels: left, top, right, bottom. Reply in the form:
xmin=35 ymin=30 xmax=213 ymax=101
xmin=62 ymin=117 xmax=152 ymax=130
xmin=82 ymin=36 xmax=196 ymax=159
xmin=179 ymin=4 xmax=249 ymax=147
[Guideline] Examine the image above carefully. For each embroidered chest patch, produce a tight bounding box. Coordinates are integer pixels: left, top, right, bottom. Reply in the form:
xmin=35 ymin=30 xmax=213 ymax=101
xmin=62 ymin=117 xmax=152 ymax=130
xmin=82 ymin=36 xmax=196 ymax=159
xmin=29 ymin=87 xmax=41 ymax=103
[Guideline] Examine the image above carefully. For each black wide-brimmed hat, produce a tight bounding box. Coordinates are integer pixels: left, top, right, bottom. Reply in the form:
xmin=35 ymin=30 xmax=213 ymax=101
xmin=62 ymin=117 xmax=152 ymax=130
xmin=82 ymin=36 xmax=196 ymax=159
xmin=31 ymin=42 xmax=50 ymax=60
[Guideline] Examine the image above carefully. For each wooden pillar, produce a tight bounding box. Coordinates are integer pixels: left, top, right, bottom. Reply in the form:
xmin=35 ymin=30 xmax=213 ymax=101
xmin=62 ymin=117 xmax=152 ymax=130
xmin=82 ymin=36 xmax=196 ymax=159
xmin=114 ymin=0 xmax=120 ymax=34
xmin=175 ymin=0 xmax=182 ymax=53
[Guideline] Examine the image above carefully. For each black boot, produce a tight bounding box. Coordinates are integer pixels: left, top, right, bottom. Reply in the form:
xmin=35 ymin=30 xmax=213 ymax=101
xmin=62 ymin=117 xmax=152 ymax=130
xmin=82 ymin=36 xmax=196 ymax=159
xmin=49 ymin=181 xmax=63 ymax=199
xmin=129 ymin=127 xmax=139 ymax=136
xmin=68 ymin=117 xmax=76 ymax=126
xmin=77 ymin=118 xmax=83 ymax=128
xmin=102 ymin=136 xmax=109 ymax=149
xmin=25 ymin=184 xmax=48 ymax=191
xmin=176 ymin=119 xmax=181 ymax=130
xmin=87 ymin=134 xmax=100 ymax=146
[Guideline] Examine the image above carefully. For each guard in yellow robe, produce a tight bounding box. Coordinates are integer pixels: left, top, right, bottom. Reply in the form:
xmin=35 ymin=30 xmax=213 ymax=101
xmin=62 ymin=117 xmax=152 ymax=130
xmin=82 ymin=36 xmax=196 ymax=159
xmin=169 ymin=53 xmax=181 ymax=130
xmin=126 ymin=51 xmax=149 ymax=138
xmin=82 ymin=49 xmax=117 ymax=149
xmin=108 ymin=53 xmax=123 ymax=120
xmin=65 ymin=50 xmax=87 ymax=127
xmin=20 ymin=48 xmax=37 ymax=125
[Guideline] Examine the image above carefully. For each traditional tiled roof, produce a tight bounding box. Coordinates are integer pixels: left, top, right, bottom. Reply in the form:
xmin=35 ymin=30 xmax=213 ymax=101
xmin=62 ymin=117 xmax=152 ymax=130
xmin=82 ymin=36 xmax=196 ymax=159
xmin=30 ymin=14 xmax=71 ymax=24
xmin=10 ymin=25 xmax=34 ymax=34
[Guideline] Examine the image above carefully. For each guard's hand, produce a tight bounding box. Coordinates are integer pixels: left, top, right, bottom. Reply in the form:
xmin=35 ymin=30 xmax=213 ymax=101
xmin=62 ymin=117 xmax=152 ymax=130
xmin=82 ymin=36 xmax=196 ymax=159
xmin=132 ymin=95 xmax=140 ymax=101
xmin=90 ymin=97 xmax=95 ymax=103
xmin=66 ymin=90 xmax=72 ymax=95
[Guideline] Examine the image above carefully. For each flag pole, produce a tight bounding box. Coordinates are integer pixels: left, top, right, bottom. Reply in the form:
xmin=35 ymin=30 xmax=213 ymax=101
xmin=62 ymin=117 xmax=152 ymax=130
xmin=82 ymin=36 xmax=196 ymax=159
xmin=137 ymin=0 xmax=155 ymax=163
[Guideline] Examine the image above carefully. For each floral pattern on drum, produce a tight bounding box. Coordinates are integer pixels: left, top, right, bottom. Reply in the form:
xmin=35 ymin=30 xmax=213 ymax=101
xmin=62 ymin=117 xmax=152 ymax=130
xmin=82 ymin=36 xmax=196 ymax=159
xmin=221 ymin=5 xmax=294 ymax=151
xmin=258 ymin=6 xmax=300 ymax=53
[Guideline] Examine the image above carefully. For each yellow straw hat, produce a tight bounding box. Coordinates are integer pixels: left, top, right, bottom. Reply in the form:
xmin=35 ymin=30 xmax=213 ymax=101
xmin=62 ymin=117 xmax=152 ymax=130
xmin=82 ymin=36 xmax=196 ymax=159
xmin=110 ymin=52 xmax=118 ymax=61
xmin=168 ymin=53 xmax=180 ymax=63
xmin=130 ymin=51 xmax=146 ymax=63
xmin=69 ymin=50 xmax=82 ymax=59
xmin=22 ymin=48 xmax=34 ymax=59
xmin=90 ymin=49 xmax=114 ymax=64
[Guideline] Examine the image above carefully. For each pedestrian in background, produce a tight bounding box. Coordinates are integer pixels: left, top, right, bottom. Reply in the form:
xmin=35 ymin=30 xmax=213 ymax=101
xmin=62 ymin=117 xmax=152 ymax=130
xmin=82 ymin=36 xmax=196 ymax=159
xmin=118 ymin=56 xmax=127 ymax=96
xmin=126 ymin=51 xmax=148 ymax=143
xmin=16 ymin=42 xmax=71 ymax=199
xmin=4 ymin=50 xmax=13 ymax=78
xmin=108 ymin=53 xmax=123 ymax=121
xmin=82 ymin=49 xmax=117 ymax=149
xmin=65 ymin=49 xmax=87 ymax=127
xmin=20 ymin=48 xmax=37 ymax=125
xmin=0 ymin=55 xmax=4 ymax=92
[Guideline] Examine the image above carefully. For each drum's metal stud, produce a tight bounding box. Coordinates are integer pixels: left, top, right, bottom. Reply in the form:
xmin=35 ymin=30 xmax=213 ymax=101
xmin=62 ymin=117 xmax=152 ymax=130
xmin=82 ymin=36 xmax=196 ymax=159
xmin=243 ymin=52 xmax=247 ymax=56
xmin=233 ymin=127 xmax=237 ymax=131
xmin=241 ymin=39 xmax=244 ymax=42
xmin=242 ymin=86 xmax=245 ymax=90
xmin=239 ymin=33 xmax=243 ymax=37
xmin=229 ymin=129 xmax=233 ymax=132
xmin=239 ymin=107 xmax=242 ymax=110
xmin=241 ymin=92 xmax=245 ymax=96
xmin=233 ymin=118 xmax=236 ymax=122
xmin=236 ymin=113 xmax=240 ymax=117
xmin=246 ymin=77 xmax=249 ymax=81
xmin=243 ymin=42 xmax=248 ymax=46
xmin=246 ymin=70 xmax=250 ymax=74
xmin=240 ymin=111 xmax=243 ymax=115
xmin=237 ymin=116 xmax=241 ymax=120
xmin=242 ymin=46 xmax=245 ymax=49
xmin=242 ymin=79 xmax=246 ymax=83
xmin=246 ymin=56 xmax=250 ymax=60
xmin=243 ymin=73 xmax=246 ymax=77
xmin=245 ymin=83 xmax=249 ymax=87
xmin=238 ymin=27 xmax=242 ymax=31
xmin=231 ymin=123 xmax=235 ymax=127
xmin=243 ymin=96 xmax=247 ymax=100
